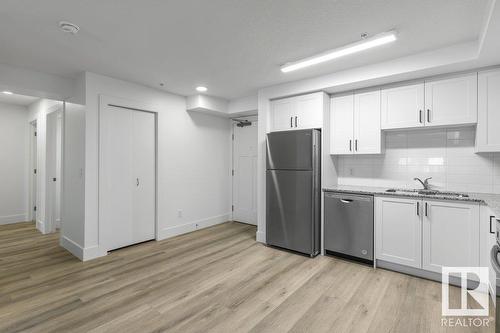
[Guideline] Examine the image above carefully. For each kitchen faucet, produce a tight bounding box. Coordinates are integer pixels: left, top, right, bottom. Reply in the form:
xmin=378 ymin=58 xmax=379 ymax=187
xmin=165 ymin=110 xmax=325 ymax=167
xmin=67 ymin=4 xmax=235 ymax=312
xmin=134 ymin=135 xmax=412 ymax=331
xmin=414 ymin=177 xmax=432 ymax=190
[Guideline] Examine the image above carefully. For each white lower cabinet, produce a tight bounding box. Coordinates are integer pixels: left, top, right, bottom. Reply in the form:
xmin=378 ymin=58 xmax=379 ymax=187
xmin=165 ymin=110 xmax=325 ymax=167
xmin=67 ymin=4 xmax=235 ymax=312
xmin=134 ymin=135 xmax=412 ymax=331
xmin=375 ymin=197 xmax=421 ymax=268
xmin=422 ymin=200 xmax=480 ymax=273
xmin=375 ymin=196 xmax=480 ymax=273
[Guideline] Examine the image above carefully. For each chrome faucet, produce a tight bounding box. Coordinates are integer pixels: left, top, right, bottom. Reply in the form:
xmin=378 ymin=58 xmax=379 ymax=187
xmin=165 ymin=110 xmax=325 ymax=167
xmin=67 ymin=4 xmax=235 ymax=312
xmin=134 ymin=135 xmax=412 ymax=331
xmin=414 ymin=177 xmax=432 ymax=190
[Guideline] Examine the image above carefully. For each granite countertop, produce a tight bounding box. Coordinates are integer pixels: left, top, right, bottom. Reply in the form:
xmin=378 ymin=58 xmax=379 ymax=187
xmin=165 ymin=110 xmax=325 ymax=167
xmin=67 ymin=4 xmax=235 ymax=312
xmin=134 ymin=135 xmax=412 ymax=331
xmin=323 ymin=185 xmax=500 ymax=217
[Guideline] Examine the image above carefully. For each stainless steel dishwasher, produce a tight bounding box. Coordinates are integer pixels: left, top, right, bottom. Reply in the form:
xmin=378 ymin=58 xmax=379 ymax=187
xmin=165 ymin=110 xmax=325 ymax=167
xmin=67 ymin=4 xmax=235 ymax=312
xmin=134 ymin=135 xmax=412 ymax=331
xmin=324 ymin=192 xmax=374 ymax=264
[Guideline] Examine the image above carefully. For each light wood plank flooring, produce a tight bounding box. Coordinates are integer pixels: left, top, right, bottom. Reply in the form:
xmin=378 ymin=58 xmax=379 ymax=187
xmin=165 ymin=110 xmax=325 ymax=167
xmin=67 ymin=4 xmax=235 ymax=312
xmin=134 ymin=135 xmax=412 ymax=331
xmin=0 ymin=221 xmax=494 ymax=332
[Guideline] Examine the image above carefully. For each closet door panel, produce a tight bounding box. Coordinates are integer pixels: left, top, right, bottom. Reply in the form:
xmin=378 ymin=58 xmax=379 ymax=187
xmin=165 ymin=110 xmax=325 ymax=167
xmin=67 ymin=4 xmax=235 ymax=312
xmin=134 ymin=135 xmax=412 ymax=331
xmin=100 ymin=106 xmax=134 ymax=251
xmin=132 ymin=111 xmax=156 ymax=243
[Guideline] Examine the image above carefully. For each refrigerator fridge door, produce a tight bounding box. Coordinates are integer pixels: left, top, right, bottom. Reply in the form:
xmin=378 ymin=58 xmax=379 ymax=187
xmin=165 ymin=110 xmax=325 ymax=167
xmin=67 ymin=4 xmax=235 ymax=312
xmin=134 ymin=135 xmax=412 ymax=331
xmin=266 ymin=130 xmax=314 ymax=170
xmin=266 ymin=169 xmax=317 ymax=255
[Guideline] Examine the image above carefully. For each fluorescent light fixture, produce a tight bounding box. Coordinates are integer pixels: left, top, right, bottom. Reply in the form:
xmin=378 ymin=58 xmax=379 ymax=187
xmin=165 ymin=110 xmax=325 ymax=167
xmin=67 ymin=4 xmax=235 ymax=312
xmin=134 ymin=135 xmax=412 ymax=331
xmin=2 ymin=91 xmax=13 ymax=95
xmin=281 ymin=31 xmax=397 ymax=73
xmin=196 ymin=86 xmax=208 ymax=92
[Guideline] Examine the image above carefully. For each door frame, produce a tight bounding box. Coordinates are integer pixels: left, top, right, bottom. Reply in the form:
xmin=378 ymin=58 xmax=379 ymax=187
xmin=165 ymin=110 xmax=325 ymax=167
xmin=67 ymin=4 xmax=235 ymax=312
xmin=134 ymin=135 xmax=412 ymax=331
xmin=45 ymin=104 xmax=64 ymax=233
xmin=28 ymin=120 xmax=37 ymax=222
xmin=98 ymin=95 xmax=159 ymax=251
xmin=231 ymin=115 xmax=258 ymax=225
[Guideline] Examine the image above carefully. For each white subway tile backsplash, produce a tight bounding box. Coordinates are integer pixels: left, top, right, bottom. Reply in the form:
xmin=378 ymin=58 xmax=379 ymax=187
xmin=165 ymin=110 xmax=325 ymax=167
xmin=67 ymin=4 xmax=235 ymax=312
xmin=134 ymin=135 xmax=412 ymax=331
xmin=335 ymin=127 xmax=500 ymax=194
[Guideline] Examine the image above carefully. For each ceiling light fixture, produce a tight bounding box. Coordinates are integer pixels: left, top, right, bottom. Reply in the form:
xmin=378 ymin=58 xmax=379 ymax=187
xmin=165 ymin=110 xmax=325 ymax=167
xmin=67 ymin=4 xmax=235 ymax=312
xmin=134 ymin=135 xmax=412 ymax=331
xmin=2 ymin=91 xmax=13 ymax=95
xmin=196 ymin=86 xmax=208 ymax=92
xmin=280 ymin=31 xmax=398 ymax=73
xmin=59 ymin=21 xmax=80 ymax=34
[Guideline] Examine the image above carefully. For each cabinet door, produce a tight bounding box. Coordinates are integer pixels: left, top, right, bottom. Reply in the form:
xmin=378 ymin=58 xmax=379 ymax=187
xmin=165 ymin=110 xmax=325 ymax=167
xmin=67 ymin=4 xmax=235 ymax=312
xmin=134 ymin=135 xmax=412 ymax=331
xmin=422 ymin=200 xmax=480 ymax=273
xmin=424 ymin=73 xmax=478 ymax=127
xmin=330 ymin=94 xmax=354 ymax=155
xmin=295 ymin=92 xmax=324 ymax=129
xmin=381 ymin=83 xmax=425 ymax=129
xmin=354 ymin=90 xmax=382 ymax=154
xmin=476 ymin=69 xmax=500 ymax=152
xmin=375 ymin=197 xmax=422 ymax=268
xmin=271 ymin=98 xmax=294 ymax=131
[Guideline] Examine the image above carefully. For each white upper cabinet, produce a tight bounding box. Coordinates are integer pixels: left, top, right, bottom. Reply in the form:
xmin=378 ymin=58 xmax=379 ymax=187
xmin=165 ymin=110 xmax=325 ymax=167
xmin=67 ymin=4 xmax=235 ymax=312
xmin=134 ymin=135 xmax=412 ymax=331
xmin=379 ymin=73 xmax=478 ymax=130
xmin=330 ymin=94 xmax=354 ymax=154
xmin=422 ymin=200 xmax=480 ymax=274
xmin=381 ymin=83 xmax=425 ymax=129
xmin=271 ymin=98 xmax=295 ymax=131
xmin=476 ymin=69 xmax=500 ymax=152
xmin=330 ymin=90 xmax=382 ymax=155
xmin=424 ymin=73 xmax=478 ymax=127
xmin=295 ymin=93 xmax=324 ymax=129
xmin=354 ymin=90 xmax=382 ymax=154
xmin=270 ymin=92 xmax=325 ymax=132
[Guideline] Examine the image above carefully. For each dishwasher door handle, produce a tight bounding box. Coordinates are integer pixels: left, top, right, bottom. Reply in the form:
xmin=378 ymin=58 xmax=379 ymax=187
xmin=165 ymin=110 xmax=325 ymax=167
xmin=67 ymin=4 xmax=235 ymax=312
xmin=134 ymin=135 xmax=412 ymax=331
xmin=340 ymin=199 xmax=354 ymax=203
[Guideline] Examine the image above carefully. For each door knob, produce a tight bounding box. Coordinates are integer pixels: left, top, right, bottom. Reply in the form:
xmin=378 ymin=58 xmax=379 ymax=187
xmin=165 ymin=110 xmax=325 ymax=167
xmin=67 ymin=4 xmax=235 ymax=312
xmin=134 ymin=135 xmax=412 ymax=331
xmin=136 ymin=178 xmax=139 ymax=187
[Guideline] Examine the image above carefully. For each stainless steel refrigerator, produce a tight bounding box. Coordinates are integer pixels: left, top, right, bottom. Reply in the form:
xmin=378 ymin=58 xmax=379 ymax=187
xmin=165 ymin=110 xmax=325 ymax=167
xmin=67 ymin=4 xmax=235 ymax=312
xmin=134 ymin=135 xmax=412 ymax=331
xmin=266 ymin=129 xmax=321 ymax=257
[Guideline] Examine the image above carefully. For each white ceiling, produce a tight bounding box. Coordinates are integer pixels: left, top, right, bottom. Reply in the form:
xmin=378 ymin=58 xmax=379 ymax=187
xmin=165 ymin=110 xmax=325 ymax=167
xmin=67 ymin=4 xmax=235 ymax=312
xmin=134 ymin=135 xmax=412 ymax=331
xmin=0 ymin=92 xmax=38 ymax=106
xmin=0 ymin=0 xmax=489 ymax=100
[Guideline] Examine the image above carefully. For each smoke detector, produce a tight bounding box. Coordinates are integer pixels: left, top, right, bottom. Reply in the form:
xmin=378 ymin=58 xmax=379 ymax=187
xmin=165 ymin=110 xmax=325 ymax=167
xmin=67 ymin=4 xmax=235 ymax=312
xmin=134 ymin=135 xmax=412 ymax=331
xmin=59 ymin=21 xmax=80 ymax=34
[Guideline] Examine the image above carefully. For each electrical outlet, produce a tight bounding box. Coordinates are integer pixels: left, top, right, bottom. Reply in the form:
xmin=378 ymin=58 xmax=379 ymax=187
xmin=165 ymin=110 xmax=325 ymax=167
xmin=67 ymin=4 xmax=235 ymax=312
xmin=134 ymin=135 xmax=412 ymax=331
xmin=177 ymin=210 xmax=182 ymax=218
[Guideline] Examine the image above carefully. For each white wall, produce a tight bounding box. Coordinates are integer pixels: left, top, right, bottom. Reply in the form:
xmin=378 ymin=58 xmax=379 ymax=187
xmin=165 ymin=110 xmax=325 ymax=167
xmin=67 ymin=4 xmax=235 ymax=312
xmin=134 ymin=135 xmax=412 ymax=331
xmin=60 ymin=102 xmax=86 ymax=259
xmin=82 ymin=72 xmax=232 ymax=260
xmin=0 ymin=102 xmax=29 ymax=224
xmin=337 ymin=127 xmax=500 ymax=193
xmin=28 ymin=98 xmax=63 ymax=233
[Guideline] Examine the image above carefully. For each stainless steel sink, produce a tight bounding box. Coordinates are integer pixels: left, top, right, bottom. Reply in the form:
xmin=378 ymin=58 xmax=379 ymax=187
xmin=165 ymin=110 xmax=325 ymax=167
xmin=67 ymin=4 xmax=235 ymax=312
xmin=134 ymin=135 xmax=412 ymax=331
xmin=385 ymin=188 xmax=469 ymax=198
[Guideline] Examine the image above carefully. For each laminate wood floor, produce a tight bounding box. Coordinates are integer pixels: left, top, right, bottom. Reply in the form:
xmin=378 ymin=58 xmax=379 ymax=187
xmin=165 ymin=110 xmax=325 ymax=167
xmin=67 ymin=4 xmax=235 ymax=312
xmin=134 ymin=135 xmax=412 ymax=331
xmin=0 ymin=221 xmax=494 ymax=333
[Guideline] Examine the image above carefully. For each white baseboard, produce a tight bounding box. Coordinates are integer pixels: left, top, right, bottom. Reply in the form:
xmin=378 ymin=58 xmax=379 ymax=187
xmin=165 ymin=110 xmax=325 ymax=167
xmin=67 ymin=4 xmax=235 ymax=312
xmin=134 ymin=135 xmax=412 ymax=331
xmin=158 ymin=213 xmax=231 ymax=240
xmin=60 ymin=236 xmax=84 ymax=260
xmin=36 ymin=219 xmax=45 ymax=233
xmin=60 ymin=237 xmax=107 ymax=262
xmin=0 ymin=214 xmax=28 ymax=225
xmin=256 ymin=230 xmax=266 ymax=243
xmin=82 ymin=245 xmax=107 ymax=261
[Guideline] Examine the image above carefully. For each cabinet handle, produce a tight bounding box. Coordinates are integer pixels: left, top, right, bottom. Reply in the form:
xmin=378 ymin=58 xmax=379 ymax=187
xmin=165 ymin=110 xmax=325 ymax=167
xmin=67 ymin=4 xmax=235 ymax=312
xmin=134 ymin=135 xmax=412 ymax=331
xmin=349 ymin=139 xmax=352 ymax=152
xmin=295 ymin=116 xmax=297 ymax=128
xmin=417 ymin=202 xmax=420 ymax=216
xmin=419 ymin=110 xmax=423 ymax=124
xmin=425 ymin=202 xmax=428 ymax=217
xmin=427 ymin=109 xmax=431 ymax=123
xmin=490 ymin=216 xmax=496 ymax=234
xmin=355 ymin=139 xmax=358 ymax=151
xmin=290 ymin=117 xmax=293 ymax=128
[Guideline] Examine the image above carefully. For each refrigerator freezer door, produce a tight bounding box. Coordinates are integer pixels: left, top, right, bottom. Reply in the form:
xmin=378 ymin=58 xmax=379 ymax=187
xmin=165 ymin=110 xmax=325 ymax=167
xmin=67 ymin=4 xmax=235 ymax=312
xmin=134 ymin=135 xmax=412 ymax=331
xmin=266 ymin=169 xmax=314 ymax=255
xmin=266 ymin=130 xmax=313 ymax=170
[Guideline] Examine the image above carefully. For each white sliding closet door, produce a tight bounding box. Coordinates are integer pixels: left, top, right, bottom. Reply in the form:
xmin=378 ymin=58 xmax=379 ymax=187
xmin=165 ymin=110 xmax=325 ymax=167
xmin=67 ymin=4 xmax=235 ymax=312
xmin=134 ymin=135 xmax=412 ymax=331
xmin=100 ymin=103 xmax=156 ymax=251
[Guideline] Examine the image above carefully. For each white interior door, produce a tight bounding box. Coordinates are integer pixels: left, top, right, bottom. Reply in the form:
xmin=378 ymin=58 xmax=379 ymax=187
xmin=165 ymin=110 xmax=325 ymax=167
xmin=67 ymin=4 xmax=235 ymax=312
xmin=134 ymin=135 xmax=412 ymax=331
xmin=131 ymin=110 xmax=156 ymax=244
xmin=100 ymin=102 xmax=156 ymax=251
xmin=232 ymin=120 xmax=257 ymax=225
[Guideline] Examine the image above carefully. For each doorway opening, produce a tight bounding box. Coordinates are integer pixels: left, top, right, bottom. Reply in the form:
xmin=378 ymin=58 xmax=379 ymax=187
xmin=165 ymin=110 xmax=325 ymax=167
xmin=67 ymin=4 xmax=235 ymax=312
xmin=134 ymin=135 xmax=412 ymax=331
xmin=231 ymin=116 xmax=258 ymax=225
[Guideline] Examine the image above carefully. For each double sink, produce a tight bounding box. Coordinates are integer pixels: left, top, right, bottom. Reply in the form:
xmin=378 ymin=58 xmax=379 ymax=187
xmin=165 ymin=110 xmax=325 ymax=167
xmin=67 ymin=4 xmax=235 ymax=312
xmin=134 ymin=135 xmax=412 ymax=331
xmin=385 ymin=188 xmax=470 ymax=198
